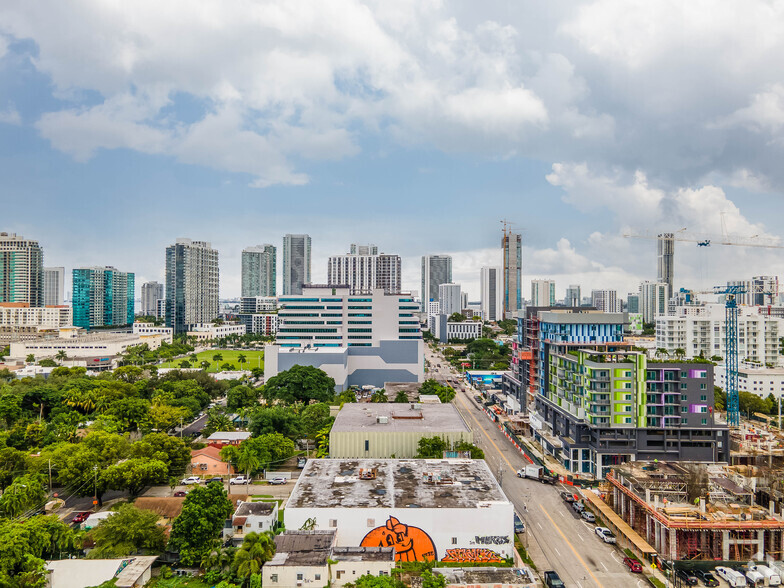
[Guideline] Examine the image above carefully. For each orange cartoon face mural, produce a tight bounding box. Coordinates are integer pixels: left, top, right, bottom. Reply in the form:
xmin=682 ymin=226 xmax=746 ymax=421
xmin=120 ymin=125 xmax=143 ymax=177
xmin=360 ymin=516 xmax=437 ymax=562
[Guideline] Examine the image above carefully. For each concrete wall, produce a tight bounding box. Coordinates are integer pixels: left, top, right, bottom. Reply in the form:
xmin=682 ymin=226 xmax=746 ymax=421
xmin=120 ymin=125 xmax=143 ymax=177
xmin=284 ymin=505 xmax=515 ymax=563
xmin=332 ymin=559 xmax=394 ymax=587
xmin=263 ymin=564 xmax=327 ymax=588
xmin=329 ymin=430 xmax=473 ymax=459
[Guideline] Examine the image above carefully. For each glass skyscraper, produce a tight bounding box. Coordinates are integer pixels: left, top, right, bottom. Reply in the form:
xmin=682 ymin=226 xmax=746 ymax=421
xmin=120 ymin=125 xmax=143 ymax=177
xmin=0 ymin=232 xmax=44 ymax=306
xmin=165 ymin=238 xmax=220 ymax=334
xmin=282 ymin=234 xmax=311 ymax=295
xmin=72 ymin=266 xmax=135 ymax=329
xmin=241 ymin=244 xmax=276 ymax=297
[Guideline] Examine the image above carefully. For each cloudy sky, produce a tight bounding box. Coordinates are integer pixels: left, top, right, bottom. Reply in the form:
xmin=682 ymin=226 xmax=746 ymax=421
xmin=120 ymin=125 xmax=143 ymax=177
xmin=2 ymin=0 xmax=784 ymax=300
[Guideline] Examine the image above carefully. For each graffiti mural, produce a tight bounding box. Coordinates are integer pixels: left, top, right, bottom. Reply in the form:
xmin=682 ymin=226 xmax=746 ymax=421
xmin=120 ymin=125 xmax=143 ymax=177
xmin=474 ymin=535 xmax=510 ymax=545
xmin=360 ymin=516 xmax=437 ymax=562
xmin=441 ymin=548 xmax=504 ymax=563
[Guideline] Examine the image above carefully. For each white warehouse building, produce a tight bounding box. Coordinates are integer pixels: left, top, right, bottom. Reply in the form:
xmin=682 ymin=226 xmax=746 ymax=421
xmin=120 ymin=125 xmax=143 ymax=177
xmin=656 ymin=304 xmax=784 ymax=366
xmin=284 ymin=459 xmax=514 ymax=564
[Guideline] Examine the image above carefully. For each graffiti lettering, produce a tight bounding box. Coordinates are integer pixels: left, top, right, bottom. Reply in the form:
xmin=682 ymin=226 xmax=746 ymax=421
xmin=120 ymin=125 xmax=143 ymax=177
xmin=441 ymin=548 xmax=503 ymax=563
xmin=474 ymin=535 xmax=509 ymax=545
xmin=361 ymin=516 xmax=437 ymax=562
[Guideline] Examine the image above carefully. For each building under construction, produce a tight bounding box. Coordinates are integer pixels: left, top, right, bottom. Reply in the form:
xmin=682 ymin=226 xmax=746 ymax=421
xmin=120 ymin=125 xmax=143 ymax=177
xmin=607 ymin=461 xmax=784 ymax=561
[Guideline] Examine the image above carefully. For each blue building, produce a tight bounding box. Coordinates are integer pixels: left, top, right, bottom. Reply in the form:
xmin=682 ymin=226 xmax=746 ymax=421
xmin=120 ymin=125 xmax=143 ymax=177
xmin=72 ymin=266 xmax=134 ymax=330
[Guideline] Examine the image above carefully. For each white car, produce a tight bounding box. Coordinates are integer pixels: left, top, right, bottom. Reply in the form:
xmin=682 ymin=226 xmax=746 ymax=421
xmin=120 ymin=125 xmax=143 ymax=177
xmin=181 ymin=476 xmax=201 ymax=485
xmin=230 ymin=475 xmax=252 ymax=485
xmin=268 ymin=477 xmax=287 ymax=485
xmin=594 ymin=527 xmax=616 ymax=544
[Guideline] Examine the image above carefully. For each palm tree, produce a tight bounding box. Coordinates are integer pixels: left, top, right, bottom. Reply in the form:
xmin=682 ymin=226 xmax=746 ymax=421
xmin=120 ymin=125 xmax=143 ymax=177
xmin=200 ymin=360 xmax=211 ymax=371
xmin=238 ymin=354 xmax=247 ymax=368
xmin=236 ymin=446 xmax=261 ymax=481
xmin=233 ymin=532 xmax=275 ymax=586
xmin=674 ymin=348 xmax=686 ymax=361
xmin=26 ymin=354 xmax=35 ymax=364
xmin=55 ymin=350 xmax=68 ymax=364
xmin=655 ymin=348 xmax=669 ymax=360
xmin=213 ymin=353 xmax=223 ymax=365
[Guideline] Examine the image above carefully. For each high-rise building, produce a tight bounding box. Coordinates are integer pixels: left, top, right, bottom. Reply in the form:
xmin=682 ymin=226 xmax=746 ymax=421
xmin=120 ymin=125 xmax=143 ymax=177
xmin=728 ymin=276 xmax=780 ymax=306
xmin=438 ymin=283 xmax=462 ymax=317
xmin=241 ymin=244 xmax=276 ymax=297
xmin=591 ymin=289 xmax=620 ymax=313
xmin=327 ymin=248 xmax=401 ymax=294
xmin=626 ymin=293 xmax=640 ymax=314
xmin=0 ymin=232 xmax=44 ymax=307
xmin=72 ymin=266 xmax=135 ymax=329
xmin=43 ymin=267 xmax=65 ymax=306
xmin=531 ymin=279 xmax=556 ymax=307
xmin=165 ymin=239 xmax=219 ymax=334
xmin=141 ymin=281 xmax=164 ymax=316
xmin=638 ymin=281 xmax=668 ymax=323
xmin=502 ymin=231 xmax=522 ymax=318
xmin=565 ymin=285 xmax=581 ymax=308
xmin=480 ymin=266 xmax=503 ymax=322
xmin=421 ymin=255 xmax=452 ymax=307
xmin=657 ymin=233 xmax=674 ymax=301
xmin=350 ymin=244 xmax=378 ymax=256
xmin=282 ymin=234 xmax=311 ymax=295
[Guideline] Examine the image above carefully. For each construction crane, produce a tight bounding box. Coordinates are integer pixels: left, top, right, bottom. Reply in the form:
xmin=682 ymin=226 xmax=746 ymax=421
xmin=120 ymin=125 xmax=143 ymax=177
xmin=623 ymin=225 xmax=784 ymax=249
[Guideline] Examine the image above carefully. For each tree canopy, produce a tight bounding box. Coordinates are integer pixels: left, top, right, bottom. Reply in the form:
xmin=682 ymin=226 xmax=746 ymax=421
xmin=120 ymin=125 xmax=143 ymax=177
xmin=168 ymin=482 xmax=234 ymax=566
xmin=88 ymin=503 xmax=166 ymax=558
xmin=261 ymin=366 xmax=335 ymax=404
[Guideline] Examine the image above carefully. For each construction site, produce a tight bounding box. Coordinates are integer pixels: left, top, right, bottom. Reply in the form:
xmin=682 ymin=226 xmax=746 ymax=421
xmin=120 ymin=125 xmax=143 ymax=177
xmin=605 ymin=460 xmax=784 ymax=561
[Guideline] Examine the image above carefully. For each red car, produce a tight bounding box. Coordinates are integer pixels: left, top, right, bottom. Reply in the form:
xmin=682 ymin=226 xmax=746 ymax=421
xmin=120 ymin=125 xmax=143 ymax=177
xmin=623 ymin=557 xmax=643 ymax=573
xmin=72 ymin=511 xmax=91 ymax=524
xmin=173 ymin=491 xmax=187 ymax=497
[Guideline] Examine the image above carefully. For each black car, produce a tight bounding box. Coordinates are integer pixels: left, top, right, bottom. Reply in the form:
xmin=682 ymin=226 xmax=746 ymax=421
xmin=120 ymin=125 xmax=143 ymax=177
xmin=205 ymin=477 xmax=224 ymax=485
xmin=675 ymin=568 xmax=698 ymax=586
xmin=693 ymin=569 xmax=719 ymax=587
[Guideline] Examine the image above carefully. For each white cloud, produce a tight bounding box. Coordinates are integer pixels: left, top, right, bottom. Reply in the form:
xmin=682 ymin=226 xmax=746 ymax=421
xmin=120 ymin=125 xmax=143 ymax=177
xmin=713 ymin=83 xmax=784 ymax=134
xmin=0 ymin=105 xmax=20 ymax=125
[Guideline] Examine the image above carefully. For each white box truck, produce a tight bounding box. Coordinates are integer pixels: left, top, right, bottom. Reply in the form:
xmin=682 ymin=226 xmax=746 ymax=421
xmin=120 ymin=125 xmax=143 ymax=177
xmin=516 ymin=465 xmax=556 ymax=484
xmin=716 ymin=567 xmax=748 ymax=587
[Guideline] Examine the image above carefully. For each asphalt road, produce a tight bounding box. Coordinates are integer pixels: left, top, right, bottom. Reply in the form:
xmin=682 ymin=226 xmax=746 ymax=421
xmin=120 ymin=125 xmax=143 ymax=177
xmin=425 ymin=347 xmax=644 ymax=588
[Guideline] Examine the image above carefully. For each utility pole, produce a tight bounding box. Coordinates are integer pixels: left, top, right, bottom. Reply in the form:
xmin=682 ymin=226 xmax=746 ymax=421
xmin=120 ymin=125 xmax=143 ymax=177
xmin=48 ymin=459 xmax=52 ymax=495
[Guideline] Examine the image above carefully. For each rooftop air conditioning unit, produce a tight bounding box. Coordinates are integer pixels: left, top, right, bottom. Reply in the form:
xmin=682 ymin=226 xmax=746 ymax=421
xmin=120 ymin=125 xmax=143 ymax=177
xmin=377 ymin=416 xmax=389 ymax=424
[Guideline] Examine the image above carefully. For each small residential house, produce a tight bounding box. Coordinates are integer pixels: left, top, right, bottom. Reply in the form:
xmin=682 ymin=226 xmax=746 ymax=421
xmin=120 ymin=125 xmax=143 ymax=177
xmin=206 ymin=431 xmax=252 ymax=448
xmin=229 ymin=501 xmax=279 ymax=544
xmin=133 ymin=497 xmax=185 ymax=527
xmin=263 ymin=531 xmax=394 ymax=588
xmin=81 ymin=511 xmax=115 ymax=530
xmin=191 ymin=445 xmax=235 ymax=476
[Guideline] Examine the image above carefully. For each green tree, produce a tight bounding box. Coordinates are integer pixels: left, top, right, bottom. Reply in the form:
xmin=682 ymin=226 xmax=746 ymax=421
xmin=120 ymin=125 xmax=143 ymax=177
xmin=107 ymin=397 xmax=150 ymax=432
xmin=315 ymin=424 xmax=331 ymax=458
xmin=88 ymin=503 xmax=166 ymax=558
xmin=0 ymin=447 xmax=29 ymax=489
xmin=421 ymin=569 xmax=446 ymax=588
xmin=714 ymin=386 xmax=726 ymax=411
xmin=112 ymin=366 xmax=143 ymax=383
xmin=394 ymin=391 xmax=409 ymax=403
xmin=448 ymin=313 xmax=466 ymax=322
xmin=262 ymin=365 xmax=335 ymax=404
xmin=233 ymin=532 xmax=275 ymax=587
xmin=213 ymin=353 xmax=224 ymax=365
xmin=168 ymin=482 xmax=234 ymax=566
xmin=102 ymin=458 xmax=168 ymax=497
xmin=227 ymin=385 xmax=260 ymax=410
xmin=0 ymin=474 xmax=47 ymax=517
xmin=416 ymin=436 xmax=448 ymax=459
xmin=204 ymin=409 xmax=235 ymax=436
xmin=370 ymin=390 xmax=388 ymax=403
xmin=55 ymin=350 xmax=68 ymax=363
xmin=300 ymin=403 xmax=332 ymax=439
xmin=454 ymin=441 xmax=484 ymax=459
xmin=345 ymin=575 xmax=406 ymax=588
xmin=739 ymin=391 xmax=773 ymax=416
xmin=249 ymin=406 xmax=303 ymax=440
xmin=338 ymin=390 xmax=356 ymax=403
xmin=26 ymin=354 xmax=35 ymax=364
xmin=237 ymin=354 xmax=247 ymax=368
xmin=130 ymin=433 xmax=191 ymax=477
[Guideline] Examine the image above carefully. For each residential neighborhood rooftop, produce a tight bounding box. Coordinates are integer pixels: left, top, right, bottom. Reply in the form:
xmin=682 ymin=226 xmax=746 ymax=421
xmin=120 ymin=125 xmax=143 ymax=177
xmin=206 ymin=431 xmax=252 ymax=441
xmin=267 ymin=530 xmax=336 ymax=566
xmin=287 ymin=458 xmax=507 ymax=509
xmin=234 ymin=501 xmax=276 ymax=517
xmin=331 ymin=403 xmax=470 ymax=434
xmin=332 ymin=546 xmax=395 ymax=562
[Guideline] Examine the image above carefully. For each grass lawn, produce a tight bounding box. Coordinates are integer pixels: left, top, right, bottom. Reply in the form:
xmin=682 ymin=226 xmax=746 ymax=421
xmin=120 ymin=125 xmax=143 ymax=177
xmin=159 ymin=349 xmax=264 ymax=373
xmin=148 ymin=577 xmax=211 ymax=588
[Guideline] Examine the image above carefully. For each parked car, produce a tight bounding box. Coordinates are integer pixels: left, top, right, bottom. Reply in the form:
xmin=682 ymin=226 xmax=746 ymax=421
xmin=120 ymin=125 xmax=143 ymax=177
xmin=173 ymin=490 xmax=187 ymax=497
xmin=623 ymin=557 xmax=642 ymax=573
xmin=230 ymin=475 xmax=251 ymax=485
xmin=181 ymin=476 xmax=201 ymax=485
xmin=297 ymin=457 xmax=307 ymax=468
xmin=543 ymin=570 xmax=565 ymax=588
xmin=205 ymin=477 xmax=223 ymax=485
xmin=594 ymin=527 xmax=616 ymax=544
xmin=693 ymin=569 xmax=719 ymax=587
xmin=268 ymin=477 xmax=287 ymax=485
xmin=572 ymin=500 xmax=585 ymax=513
xmin=561 ymin=492 xmax=575 ymax=503
xmin=675 ymin=568 xmax=699 ymax=586
xmin=72 ymin=511 xmax=91 ymax=524
xmin=581 ymin=510 xmax=595 ymax=522
xmin=513 ymin=513 xmax=525 ymax=534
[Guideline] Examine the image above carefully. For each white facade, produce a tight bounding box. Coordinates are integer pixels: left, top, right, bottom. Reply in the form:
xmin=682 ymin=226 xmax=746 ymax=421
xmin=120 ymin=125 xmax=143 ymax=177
xmin=229 ymin=501 xmax=279 ymax=544
xmin=244 ymin=313 xmax=279 ymax=336
xmin=656 ymin=304 xmax=784 ymax=365
xmin=427 ymin=301 xmax=440 ymax=318
xmin=140 ymin=281 xmax=163 ymax=316
xmin=328 ymin=252 xmax=402 ymax=294
xmin=284 ymin=459 xmax=515 ymax=564
xmin=132 ymin=322 xmax=174 ymax=341
xmin=728 ymin=276 xmax=780 ymax=306
xmin=639 ymin=281 xmax=668 ymax=323
xmin=240 ymin=296 xmax=278 ymax=313
xmin=591 ymin=289 xmax=621 ymax=313
xmin=187 ymin=322 xmax=246 ymax=341
xmin=530 ymin=280 xmax=555 ymax=307
xmin=165 ymin=238 xmax=219 ymax=333
xmin=438 ymin=283 xmax=462 ymax=317
xmin=715 ymin=365 xmax=784 ymax=399
xmin=0 ymin=303 xmax=72 ymax=333
xmin=43 ymin=267 xmax=65 ymax=306
xmin=10 ymin=329 xmax=170 ymax=360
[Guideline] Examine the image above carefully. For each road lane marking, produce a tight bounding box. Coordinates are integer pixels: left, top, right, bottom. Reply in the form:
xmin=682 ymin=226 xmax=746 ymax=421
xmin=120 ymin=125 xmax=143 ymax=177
xmin=455 ymin=393 xmax=515 ymax=473
xmin=559 ymin=511 xmax=565 ymax=518
xmin=601 ymin=562 xmax=608 ymax=572
xmin=537 ymin=522 xmax=543 ymax=530
xmin=578 ymin=534 xmax=584 ymax=542
xmin=555 ymin=547 xmax=561 ymax=556
xmin=539 ymin=505 xmax=604 ymax=588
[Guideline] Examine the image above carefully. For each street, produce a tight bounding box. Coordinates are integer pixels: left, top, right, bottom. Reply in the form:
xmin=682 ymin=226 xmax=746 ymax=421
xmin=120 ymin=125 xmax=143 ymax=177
xmin=425 ymin=346 xmax=643 ymax=588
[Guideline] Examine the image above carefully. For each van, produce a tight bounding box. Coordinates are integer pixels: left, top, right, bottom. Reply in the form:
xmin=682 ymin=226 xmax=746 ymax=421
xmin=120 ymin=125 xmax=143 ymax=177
xmin=716 ymin=567 xmax=748 ymax=587
xmin=749 ymin=563 xmax=781 ymax=586
xmin=745 ymin=569 xmax=765 ymax=587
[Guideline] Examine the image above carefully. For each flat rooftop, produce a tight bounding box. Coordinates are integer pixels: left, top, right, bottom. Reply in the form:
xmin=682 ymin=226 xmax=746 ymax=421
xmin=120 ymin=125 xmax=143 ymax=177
xmin=287 ymin=458 xmax=508 ymax=509
xmin=331 ymin=403 xmax=470 ymax=434
xmin=435 ymin=567 xmax=536 ymax=587
xmin=268 ymin=530 xmax=335 ymax=566
xmin=332 ymin=546 xmax=395 ymax=562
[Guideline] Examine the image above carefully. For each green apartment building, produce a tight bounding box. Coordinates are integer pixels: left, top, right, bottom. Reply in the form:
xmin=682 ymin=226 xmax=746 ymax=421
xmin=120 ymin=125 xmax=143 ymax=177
xmin=72 ymin=266 xmax=135 ymax=330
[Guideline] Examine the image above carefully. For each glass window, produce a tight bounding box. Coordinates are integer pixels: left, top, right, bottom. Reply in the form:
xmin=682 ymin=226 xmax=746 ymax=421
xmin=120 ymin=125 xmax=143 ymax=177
xmin=271 ymin=575 xmax=278 ymax=582
xmin=297 ymin=574 xmax=303 ymax=581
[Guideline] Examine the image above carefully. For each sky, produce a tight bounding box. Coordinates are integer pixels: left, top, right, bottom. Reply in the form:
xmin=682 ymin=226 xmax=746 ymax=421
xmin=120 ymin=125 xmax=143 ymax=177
xmin=2 ymin=1 xmax=784 ymax=301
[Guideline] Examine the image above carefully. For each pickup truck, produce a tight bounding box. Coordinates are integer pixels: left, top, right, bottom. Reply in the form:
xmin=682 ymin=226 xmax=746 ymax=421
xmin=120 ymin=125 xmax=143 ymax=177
xmin=543 ymin=570 xmax=565 ymax=587
xmin=230 ymin=475 xmax=252 ymax=485
xmin=516 ymin=465 xmax=556 ymax=484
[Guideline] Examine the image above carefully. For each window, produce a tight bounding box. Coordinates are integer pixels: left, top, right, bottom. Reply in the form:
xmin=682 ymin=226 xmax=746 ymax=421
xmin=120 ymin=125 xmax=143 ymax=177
xmin=258 ymin=522 xmax=263 ymax=528
xmin=681 ymin=394 xmax=688 ymax=401
xmin=297 ymin=574 xmax=303 ymax=581
xmin=330 ymin=519 xmax=337 ymax=527
xmin=364 ymin=440 xmax=369 ymax=451
xmin=367 ymin=518 xmax=375 ymax=527
xmin=700 ymin=395 xmax=707 ymax=401
xmin=452 ymin=537 xmax=458 ymax=544
xmin=701 ymin=418 xmax=708 ymax=425
xmin=315 ymin=575 xmax=321 ymax=581
xmin=681 ymin=371 xmax=688 ymax=378
xmin=271 ymin=575 xmax=278 ymax=583
xmin=681 ymin=383 xmax=687 ymax=390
